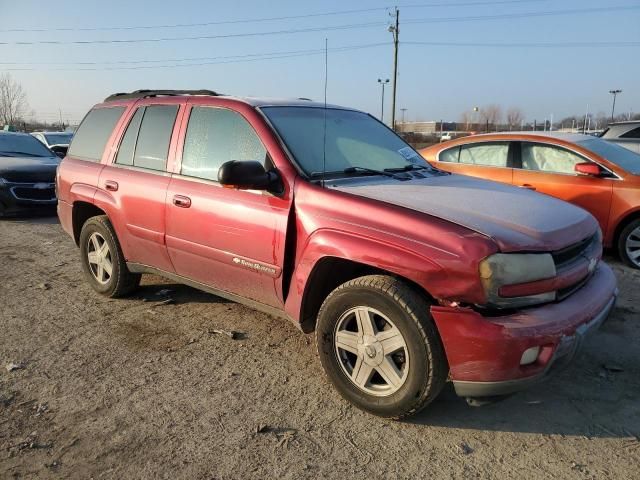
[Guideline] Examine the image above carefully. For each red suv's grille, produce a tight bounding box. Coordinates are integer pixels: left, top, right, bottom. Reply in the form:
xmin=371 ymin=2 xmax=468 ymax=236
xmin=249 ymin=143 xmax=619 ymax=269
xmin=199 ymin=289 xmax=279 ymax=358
xmin=553 ymin=234 xmax=600 ymax=301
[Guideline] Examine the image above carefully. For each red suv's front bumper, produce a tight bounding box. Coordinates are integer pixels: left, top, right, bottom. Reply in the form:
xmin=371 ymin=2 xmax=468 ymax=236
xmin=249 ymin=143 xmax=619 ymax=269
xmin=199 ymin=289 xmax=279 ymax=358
xmin=431 ymin=262 xmax=617 ymax=398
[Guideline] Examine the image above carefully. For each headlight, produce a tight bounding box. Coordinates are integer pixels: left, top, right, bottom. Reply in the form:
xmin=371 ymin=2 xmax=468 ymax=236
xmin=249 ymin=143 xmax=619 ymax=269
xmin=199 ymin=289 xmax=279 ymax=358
xmin=0 ymin=177 xmax=8 ymax=187
xmin=479 ymin=253 xmax=556 ymax=308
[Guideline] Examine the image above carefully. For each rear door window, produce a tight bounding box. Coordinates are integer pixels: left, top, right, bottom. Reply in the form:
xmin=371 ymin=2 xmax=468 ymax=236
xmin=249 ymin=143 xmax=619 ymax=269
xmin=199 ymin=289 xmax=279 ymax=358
xmin=115 ymin=108 xmax=144 ymax=166
xmin=114 ymin=105 xmax=178 ymax=171
xmin=68 ymin=107 xmax=125 ymax=162
xmin=180 ymin=106 xmax=266 ymax=181
xmin=133 ymin=105 xmax=179 ymax=171
xmin=458 ymin=142 xmax=509 ymax=167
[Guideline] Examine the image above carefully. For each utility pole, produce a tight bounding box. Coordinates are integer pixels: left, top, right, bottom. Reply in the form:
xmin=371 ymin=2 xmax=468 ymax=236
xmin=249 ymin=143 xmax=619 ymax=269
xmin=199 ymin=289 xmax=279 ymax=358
xmin=609 ymin=89 xmax=622 ymax=122
xmin=388 ymin=8 xmax=399 ymax=131
xmin=378 ymin=78 xmax=389 ymax=123
xmin=583 ymin=104 xmax=589 ymax=134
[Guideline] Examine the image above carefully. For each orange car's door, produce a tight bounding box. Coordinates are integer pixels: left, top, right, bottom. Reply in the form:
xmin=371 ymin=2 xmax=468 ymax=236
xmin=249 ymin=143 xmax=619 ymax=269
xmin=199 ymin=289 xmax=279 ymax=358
xmin=512 ymin=141 xmax=614 ymax=234
xmin=434 ymin=141 xmax=514 ymax=185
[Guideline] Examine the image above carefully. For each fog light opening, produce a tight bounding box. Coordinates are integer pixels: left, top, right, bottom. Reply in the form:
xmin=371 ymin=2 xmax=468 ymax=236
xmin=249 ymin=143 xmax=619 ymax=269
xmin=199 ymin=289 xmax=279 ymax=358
xmin=520 ymin=346 xmax=541 ymax=366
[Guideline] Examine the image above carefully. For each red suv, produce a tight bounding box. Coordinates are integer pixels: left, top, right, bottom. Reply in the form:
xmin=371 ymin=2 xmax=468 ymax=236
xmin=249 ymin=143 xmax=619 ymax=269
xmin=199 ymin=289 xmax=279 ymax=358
xmin=57 ymin=90 xmax=617 ymax=418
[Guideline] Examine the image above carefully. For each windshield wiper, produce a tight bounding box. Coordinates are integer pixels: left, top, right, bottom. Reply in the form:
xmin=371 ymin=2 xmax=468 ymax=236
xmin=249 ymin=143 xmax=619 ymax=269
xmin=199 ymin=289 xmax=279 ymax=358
xmin=343 ymin=166 xmax=405 ymax=179
xmin=384 ymin=164 xmax=430 ymax=173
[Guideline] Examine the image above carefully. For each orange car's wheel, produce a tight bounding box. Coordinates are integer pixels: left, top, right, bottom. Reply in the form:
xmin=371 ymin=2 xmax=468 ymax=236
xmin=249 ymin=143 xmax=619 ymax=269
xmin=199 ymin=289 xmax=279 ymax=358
xmin=618 ymin=219 xmax=640 ymax=269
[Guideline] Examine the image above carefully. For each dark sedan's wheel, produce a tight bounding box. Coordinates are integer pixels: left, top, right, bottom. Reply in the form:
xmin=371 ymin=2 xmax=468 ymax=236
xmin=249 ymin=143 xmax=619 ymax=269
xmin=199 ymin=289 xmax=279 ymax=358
xmin=79 ymin=215 xmax=140 ymax=297
xmin=619 ymin=219 xmax=640 ymax=269
xmin=316 ymin=275 xmax=447 ymax=419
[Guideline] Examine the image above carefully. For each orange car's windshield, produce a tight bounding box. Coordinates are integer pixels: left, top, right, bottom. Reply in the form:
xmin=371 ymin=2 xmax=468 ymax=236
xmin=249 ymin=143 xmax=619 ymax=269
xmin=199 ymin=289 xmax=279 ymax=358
xmin=578 ymin=138 xmax=640 ymax=175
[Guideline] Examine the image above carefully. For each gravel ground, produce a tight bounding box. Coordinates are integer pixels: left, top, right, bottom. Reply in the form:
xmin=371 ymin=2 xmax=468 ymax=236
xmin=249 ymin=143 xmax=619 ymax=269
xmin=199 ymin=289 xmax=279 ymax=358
xmin=1 ymin=215 xmax=639 ymax=479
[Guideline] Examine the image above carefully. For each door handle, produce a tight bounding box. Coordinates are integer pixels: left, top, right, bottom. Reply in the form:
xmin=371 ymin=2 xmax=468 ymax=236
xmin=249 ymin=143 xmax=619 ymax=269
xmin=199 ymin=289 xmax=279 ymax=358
xmin=172 ymin=195 xmax=191 ymax=208
xmin=104 ymin=180 xmax=118 ymax=191
xmin=519 ymin=184 xmax=536 ymax=191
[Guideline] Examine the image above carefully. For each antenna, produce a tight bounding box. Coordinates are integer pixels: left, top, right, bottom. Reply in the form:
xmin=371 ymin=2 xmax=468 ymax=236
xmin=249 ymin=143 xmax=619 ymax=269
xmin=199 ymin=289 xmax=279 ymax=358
xmin=322 ymin=38 xmax=328 ymax=187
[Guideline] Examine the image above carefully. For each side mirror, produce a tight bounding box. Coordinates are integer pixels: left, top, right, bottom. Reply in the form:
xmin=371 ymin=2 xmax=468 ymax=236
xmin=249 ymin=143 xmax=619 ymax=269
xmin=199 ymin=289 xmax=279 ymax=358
xmin=50 ymin=145 xmax=67 ymax=158
xmin=574 ymin=162 xmax=602 ymax=177
xmin=218 ymin=160 xmax=280 ymax=191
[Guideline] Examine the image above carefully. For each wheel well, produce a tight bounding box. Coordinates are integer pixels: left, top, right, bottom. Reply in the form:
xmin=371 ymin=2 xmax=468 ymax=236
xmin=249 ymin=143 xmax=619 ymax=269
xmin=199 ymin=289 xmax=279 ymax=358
xmin=299 ymin=256 xmax=433 ymax=333
xmin=613 ymin=210 xmax=640 ymax=250
xmin=72 ymin=202 xmax=106 ymax=245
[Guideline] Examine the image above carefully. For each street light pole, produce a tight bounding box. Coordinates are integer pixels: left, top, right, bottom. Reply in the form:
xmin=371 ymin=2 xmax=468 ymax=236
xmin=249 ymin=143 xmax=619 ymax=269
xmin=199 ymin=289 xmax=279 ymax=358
xmin=388 ymin=8 xmax=399 ymax=131
xmin=609 ymin=89 xmax=622 ymax=122
xmin=378 ymin=78 xmax=389 ymax=123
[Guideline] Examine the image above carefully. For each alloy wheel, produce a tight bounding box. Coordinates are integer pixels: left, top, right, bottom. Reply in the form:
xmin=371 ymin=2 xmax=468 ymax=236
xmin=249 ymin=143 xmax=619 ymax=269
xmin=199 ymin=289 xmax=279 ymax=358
xmin=334 ymin=306 xmax=410 ymax=397
xmin=626 ymin=225 xmax=640 ymax=267
xmin=87 ymin=232 xmax=113 ymax=285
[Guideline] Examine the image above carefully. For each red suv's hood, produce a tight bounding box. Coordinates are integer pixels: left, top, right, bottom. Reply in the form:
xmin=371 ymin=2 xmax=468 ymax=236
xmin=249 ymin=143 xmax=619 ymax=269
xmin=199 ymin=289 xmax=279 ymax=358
xmin=329 ymin=173 xmax=598 ymax=252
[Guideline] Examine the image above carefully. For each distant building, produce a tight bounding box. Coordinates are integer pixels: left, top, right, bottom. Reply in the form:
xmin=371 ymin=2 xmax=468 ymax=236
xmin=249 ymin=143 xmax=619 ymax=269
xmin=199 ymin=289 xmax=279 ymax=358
xmin=396 ymin=121 xmax=457 ymax=135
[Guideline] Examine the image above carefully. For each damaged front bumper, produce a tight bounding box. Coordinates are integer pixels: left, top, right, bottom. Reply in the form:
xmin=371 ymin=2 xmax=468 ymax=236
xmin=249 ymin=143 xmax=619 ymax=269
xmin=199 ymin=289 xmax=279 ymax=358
xmin=431 ymin=262 xmax=617 ymax=399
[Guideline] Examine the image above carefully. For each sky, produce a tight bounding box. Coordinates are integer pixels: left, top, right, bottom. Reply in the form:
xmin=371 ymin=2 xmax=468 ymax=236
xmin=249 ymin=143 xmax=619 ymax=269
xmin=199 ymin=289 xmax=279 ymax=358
xmin=1 ymin=0 xmax=639 ymax=126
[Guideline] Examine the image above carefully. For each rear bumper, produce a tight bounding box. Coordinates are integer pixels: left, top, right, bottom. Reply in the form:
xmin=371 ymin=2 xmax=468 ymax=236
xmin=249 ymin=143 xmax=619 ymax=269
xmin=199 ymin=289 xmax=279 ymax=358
xmin=431 ymin=262 xmax=617 ymax=398
xmin=57 ymin=199 xmax=74 ymax=238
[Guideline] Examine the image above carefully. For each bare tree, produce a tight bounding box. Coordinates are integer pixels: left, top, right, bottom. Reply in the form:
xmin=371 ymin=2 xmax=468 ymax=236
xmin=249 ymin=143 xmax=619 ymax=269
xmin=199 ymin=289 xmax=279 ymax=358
xmin=479 ymin=104 xmax=502 ymax=130
xmin=506 ymin=107 xmax=524 ymax=130
xmin=459 ymin=110 xmax=472 ymax=130
xmin=0 ymin=73 xmax=28 ymax=126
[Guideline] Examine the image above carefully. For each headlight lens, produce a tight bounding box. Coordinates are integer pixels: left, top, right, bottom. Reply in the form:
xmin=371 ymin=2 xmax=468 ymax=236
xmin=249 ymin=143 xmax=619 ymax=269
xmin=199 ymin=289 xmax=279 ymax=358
xmin=0 ymin=177 xmax=8 ymax=187
xmin=479 ymin=253 xmax=556 ymax=308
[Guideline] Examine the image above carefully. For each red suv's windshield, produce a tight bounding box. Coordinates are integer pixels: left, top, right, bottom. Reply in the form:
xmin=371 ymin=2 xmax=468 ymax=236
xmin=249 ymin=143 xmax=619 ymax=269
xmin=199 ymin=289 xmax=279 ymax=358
xmin=262 ymin=106 xmax=431 ymax=177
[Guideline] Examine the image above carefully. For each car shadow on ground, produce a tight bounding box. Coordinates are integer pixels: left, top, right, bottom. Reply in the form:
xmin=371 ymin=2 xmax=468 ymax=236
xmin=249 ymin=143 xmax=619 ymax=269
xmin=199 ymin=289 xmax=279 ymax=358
xmin=405 ymin=376 xmax=638 ymax=439
xmin=0 ymin=213 xmax=59 ymax=224
xmin=131 ymin=282 xmax=232 ymax=306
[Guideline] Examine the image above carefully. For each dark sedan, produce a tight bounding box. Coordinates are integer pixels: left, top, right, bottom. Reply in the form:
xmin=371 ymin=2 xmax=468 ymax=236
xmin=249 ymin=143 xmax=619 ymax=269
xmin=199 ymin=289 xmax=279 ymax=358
xmin=0 ymin=131 xmax=60 ymax=216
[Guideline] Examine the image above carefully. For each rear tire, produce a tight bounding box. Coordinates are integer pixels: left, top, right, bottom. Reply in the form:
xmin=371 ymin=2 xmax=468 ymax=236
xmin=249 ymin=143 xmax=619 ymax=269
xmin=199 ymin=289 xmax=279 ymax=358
xmin=316 ymin=275 xmax=447 ymax=419
xmin=618 ymin=219 xmax=640 ymax=269
xmin=79 ymin=215 xmax=141 ymax=297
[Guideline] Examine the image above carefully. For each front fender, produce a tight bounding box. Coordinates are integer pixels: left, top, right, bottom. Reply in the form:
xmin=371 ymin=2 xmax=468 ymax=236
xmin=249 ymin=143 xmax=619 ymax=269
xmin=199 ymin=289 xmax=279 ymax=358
xmin=284 ymin=228 xmax=447 ymax=322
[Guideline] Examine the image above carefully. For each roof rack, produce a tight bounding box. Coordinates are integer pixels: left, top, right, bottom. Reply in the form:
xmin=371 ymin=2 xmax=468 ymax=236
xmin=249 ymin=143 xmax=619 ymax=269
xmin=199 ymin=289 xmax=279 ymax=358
xmin=104 ymin=89 xmax=220 ymax=102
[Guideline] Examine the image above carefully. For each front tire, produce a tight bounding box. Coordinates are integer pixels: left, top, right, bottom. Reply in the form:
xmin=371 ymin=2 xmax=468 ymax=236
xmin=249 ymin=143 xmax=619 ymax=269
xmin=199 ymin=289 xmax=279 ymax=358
xmin=79 ymin=215 xmax=141 ymax=297
xmin=618 ymin=219 xmax=640 ymax=269
xmin=316 ymin=275 xmax=447 ymax=419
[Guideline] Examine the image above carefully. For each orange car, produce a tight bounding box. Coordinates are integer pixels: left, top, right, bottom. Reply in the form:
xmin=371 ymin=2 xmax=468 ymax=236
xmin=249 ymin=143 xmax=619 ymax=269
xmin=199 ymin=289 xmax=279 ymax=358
xmin=420 ymin=133 xmax=640 ymax=268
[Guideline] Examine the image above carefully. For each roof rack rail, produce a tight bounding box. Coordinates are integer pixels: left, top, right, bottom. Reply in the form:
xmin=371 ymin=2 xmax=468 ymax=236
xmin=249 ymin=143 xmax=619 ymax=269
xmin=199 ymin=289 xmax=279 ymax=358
xmin=104 ymin=89 xmax=220 ymax=102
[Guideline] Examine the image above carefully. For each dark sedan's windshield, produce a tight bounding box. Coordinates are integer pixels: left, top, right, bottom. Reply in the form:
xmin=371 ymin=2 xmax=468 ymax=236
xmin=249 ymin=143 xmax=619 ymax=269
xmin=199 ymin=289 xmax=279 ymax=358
xmin=0 ymin=134 xmax=54 ymax=158
xmin=261 ymin=107 xmax=431 ymax=177
xmin=44 ymin=133 xmax=73 ymax=145
xmin=578 ymin=137 xmax=640 ymax=175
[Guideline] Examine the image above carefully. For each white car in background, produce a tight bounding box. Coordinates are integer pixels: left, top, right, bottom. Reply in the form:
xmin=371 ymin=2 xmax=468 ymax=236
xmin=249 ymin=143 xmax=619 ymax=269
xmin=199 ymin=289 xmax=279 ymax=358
xmin=439 ymin=132 xmax=453 ymax=142
xmin=31 ymin=131 xmax=74 ymax=157
xmin=600 ymin=121 xmax=640 ymax=154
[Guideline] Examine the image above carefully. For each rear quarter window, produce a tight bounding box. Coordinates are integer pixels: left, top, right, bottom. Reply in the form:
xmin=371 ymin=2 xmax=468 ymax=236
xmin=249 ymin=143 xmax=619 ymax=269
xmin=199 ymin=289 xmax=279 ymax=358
xmin=68 ymin=107 xmax=125 ymax=162
xmin=439 ymin=146 xmax=460 ymax=162
xmin=621 ymin=127 xmax=640 ymax=139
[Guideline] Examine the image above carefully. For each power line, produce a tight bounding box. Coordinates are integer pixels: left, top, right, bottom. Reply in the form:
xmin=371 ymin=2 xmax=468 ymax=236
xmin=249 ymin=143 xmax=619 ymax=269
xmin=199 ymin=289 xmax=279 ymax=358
xmin=0 ymin=21 xmax=385 ymax=46
xmin=404 ymin=5 xmax=640 ymax=24
xmin=1 ymin=43 xmax=388 ymax=71
xmin=0 ymin=44 xmax=387 ymax=66
xmin=3 ymin=4 xmax=638 ymax=46
xmin=404 ymin=40 xmax=640 ymax=48
xmin=0 ymin=1 xmax=547 ymax=33
xmin=3 ymin=38 xmax=639 ymax=72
